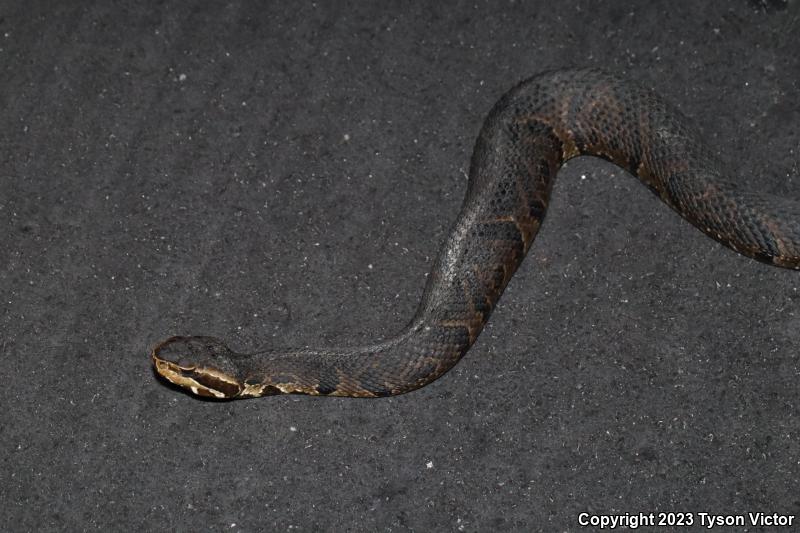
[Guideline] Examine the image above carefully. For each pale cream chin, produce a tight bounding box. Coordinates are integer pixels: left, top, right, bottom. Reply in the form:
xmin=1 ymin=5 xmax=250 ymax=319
xmin=153 ymin=359 xmax=238 ymax=399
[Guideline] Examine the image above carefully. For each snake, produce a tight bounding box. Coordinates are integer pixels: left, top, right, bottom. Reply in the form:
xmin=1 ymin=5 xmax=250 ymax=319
xmin=151 ymin=68 xmax=800 ymax=399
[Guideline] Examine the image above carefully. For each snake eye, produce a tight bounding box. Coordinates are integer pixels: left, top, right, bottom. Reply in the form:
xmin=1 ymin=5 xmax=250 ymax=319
xmin=176 ymin=356 xmax=195 ymax=369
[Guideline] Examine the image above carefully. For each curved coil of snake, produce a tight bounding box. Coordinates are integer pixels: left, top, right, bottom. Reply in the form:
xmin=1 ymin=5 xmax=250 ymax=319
xmin=151 ymin=68 xmax=800 ymax=399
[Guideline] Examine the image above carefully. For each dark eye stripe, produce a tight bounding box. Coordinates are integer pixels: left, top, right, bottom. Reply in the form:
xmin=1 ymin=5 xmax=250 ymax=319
xmin=189 ymin=370 xmax=242 ymax=398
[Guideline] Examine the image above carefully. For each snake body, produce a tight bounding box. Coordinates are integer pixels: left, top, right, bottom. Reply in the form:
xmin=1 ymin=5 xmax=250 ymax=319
xmin=152 ymin=68 xmax=800 ymax=399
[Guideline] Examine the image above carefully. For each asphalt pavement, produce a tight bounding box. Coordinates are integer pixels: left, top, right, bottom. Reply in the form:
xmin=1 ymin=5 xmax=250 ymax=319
xmin=2 ymin=1 xmax=799 ymax=531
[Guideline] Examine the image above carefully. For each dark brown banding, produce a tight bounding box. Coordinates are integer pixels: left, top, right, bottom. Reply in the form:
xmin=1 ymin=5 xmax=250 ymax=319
xmin=315 ymin=383 xmax=338 ymax=395
xmin=190 ymin=370 xmax=242 ymax=398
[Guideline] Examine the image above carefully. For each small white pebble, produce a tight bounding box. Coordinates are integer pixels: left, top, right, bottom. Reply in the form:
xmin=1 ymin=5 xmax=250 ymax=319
xmin=178 ymin=73 xmax=186 ymax=81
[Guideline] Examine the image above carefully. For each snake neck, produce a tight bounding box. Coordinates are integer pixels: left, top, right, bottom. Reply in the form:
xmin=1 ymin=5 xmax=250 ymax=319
xmin=237 ymin=100 xmax=568 ymax=397
xmin=232 ymin=318 xmax=470 ymax=398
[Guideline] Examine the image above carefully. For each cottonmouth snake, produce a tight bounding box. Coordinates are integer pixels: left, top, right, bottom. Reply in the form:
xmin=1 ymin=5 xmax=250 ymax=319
xmin=151 ymin=68 xmax=800 ymax=399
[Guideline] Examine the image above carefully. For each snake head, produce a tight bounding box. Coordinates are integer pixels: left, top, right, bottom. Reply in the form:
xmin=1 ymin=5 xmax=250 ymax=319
xmin=151 ymin=336 xmax=244 ymax=399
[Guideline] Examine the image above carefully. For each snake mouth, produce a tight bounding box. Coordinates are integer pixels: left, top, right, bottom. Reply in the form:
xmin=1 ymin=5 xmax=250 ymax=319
xmin=151 ymin=348 xmax=244 ymax=399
